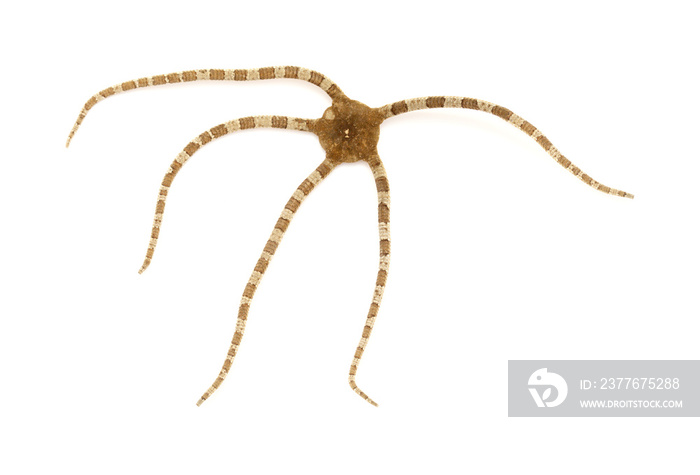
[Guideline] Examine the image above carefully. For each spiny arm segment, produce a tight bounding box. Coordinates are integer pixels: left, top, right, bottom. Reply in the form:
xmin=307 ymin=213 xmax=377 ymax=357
xmin=139 ymin=115 xmax=316 ymax=274
xmin=378 ymin=96 xmax=633 ymax=199
xmin=65 ymin=66 xmax=344 ymax=147
xmin=348 ymin=155 xmax=391 ymax=407
xmin=197 ymin=159 xmax=337 ymax=406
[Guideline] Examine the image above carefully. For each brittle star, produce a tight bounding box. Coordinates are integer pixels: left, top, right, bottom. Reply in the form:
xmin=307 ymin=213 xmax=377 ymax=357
xmin=66 ymin=66 xmax=633 ymax=407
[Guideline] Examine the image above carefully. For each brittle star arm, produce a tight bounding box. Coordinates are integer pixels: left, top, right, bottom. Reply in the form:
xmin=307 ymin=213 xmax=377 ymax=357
xmin=377 ymin=97 xmax=633 ymax=199
xmin=139 ymin=115 xmax=315 ymax=273
xmin=65 ymin=66 xmax=345 ymax=147
xmin=348 ymin=155 xmax=391 ymax=407
xmin=197 ymin=158 xmax=337 ymax=406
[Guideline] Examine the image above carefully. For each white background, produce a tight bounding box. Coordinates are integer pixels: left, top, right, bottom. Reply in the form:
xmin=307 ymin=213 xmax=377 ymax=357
xmin=1 ymin=1 xmax=698 ymax=473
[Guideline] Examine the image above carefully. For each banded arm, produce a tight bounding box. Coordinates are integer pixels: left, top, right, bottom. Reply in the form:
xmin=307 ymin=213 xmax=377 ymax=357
xmin=139 ymin=115 xmax=315 ymax=273
xmin=378 ymin=96 xmax=633 ymax=199
xmin=349 ymin=155 xmax=391 ymax=407
xmin=66 ymin=66 xmax=344 ymax=146
xmin=197 ymin=159 xmax=337 ymax=406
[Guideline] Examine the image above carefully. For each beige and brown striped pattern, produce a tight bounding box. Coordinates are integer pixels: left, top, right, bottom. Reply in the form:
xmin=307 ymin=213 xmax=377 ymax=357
xmin=378 ymin=96 xmax=634 ymax=199
xmin=348 ymin=156 xmax=391 ymax=407
xmin=139 ymin=115 xmax=315 ymax=274
xmin=65 ymin=66 xmax=344 ymax=147
xmin=68 ymin=66 xmax=635 ymax=408
xmin=196 ymin=159 xmax=337 ymax=406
